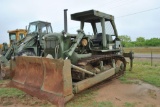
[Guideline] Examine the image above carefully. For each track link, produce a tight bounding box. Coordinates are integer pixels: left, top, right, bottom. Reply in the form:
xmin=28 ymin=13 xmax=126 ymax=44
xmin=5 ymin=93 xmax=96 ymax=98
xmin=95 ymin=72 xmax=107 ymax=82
xmin=72 ymin=54 xmax=126 ymax=81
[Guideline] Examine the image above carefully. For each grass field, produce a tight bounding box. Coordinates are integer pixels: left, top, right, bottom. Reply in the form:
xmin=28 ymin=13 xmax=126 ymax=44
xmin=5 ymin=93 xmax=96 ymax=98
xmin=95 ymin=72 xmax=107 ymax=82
xmin=120 ymin=58 xmax=160 ymax=87
xmin=1 ymin=58 xmax=159 ymax=107
xmin=66 ymin=58 xmax=160 ymax=107
xmin=123 ymin=47 xmax=160 ymax=54
xmin=122 ymin=47 xmax=160 ymax=87
xmin=0 ymin=47 xmax=159 ymax=107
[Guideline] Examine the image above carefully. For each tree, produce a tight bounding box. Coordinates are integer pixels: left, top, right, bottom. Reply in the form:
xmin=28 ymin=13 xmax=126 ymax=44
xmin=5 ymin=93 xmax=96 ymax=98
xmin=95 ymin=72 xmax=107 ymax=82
xmin=136 ymin=37 xmax=145 ymax=42
xmin=135 ymin=37 xmax=145 ymax=47
xmin=119 ymin=35 xmax=131 ymax=42
xmin=119 ymin=35 xmax=131 ymax=47
xmin=145 ymin=38 xmax=160 ymax=46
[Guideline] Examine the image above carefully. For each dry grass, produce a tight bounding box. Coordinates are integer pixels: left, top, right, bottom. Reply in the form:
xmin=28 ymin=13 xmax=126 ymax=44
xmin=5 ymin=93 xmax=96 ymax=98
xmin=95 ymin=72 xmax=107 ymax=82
xmin=123 ymin=47 xmax=160 ymax=54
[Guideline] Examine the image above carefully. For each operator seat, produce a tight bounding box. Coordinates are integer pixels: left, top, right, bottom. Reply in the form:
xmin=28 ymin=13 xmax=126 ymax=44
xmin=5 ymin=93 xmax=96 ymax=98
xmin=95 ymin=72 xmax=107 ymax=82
xmin=91 ymin=33 xmax=102 ymax=46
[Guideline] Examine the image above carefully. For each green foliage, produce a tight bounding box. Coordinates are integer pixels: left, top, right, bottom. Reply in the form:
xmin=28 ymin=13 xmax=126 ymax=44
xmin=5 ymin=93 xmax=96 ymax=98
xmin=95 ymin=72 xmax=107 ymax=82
xmin=119 ymin=35 xmax=131 ymax=42
xmin=136 ymin=37 xmax=145 ymax=42
xmin=145 ymin=38 xmax=160 ymax=46
xmin=119 ymin=35 xmax=160 ymax=47
xmin=119 ymin=35 xmax=131 ymax=47
xmin=124 ymin=42 xmax=135 ymax=47
xmin=135 ymin=42 xmax=145 ymax=47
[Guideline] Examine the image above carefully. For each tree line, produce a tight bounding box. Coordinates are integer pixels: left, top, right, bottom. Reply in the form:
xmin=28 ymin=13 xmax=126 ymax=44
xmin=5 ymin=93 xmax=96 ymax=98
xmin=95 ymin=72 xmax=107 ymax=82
xmin=119 ymin=35 xmax=160 ymax=47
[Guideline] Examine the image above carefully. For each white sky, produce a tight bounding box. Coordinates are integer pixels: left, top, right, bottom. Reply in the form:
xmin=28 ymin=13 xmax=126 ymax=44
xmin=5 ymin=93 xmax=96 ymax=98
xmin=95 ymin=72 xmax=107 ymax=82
xmin=0 ymin=0 xmax=160 ymax=43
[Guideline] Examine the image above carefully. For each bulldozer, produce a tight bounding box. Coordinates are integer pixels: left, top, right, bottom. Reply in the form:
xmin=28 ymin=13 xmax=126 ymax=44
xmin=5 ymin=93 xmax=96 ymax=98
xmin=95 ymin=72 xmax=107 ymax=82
xmin=0 ymin=29 xmax=27 ymax=55
xmin=8 ymin=29 xmax=27 ymax=46
xmin=10 ymin=10 xmax=134 ymax=106
xmin=0 ymin=21 xmax=53 ymax=79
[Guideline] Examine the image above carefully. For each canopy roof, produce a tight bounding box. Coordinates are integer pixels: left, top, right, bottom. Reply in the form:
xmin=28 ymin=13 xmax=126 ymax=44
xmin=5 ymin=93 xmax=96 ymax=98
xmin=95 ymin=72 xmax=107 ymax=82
xmin=71 ymin=10 xmax=114 ymax=22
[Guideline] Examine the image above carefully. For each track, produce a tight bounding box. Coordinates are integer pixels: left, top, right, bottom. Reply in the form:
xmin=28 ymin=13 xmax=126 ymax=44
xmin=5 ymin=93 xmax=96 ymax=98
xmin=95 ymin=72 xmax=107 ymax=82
xmin=72 ymin=55 xmax=126 ymax=81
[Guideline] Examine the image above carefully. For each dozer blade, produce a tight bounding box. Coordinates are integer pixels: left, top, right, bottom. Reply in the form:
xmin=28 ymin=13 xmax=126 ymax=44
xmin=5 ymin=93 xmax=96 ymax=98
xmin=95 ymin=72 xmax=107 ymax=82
xmin=10 ymin=56 xmax=74 ymax=106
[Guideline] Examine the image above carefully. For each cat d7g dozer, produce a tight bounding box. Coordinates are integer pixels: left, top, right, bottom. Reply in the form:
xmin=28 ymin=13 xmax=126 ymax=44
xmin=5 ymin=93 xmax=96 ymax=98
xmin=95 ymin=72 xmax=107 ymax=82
xmin=10 ymin=10 xmax=134 ymax=106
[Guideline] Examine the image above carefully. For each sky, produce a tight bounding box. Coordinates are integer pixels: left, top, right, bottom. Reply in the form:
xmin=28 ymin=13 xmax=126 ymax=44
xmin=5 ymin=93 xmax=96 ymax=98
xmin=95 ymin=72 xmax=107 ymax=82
xmin=0 ymin=0 xmax=160 ymax=43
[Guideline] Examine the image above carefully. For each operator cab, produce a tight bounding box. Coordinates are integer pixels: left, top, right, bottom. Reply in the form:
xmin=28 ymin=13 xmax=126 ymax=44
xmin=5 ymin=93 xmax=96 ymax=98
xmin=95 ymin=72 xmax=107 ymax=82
xmin=28 ymin=21 xmax=53 ymax=35
xmin=18 ymin=21 xmax=53 ymax=56
xmin=71 ymin=10 xmax=121 ymax=51
xmin=8 ymin=29 xmax=27 ymax=45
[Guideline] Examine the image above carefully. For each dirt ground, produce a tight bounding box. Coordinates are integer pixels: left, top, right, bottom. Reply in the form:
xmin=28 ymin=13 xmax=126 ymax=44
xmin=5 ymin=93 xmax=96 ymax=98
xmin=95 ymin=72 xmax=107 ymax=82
xmin=95 ymin=79 xmax=160 ymax=107
xmin=0 ymin=80 xmax=54 ymax=107
xmin=0 ymin=79 xmax=160 ymax=107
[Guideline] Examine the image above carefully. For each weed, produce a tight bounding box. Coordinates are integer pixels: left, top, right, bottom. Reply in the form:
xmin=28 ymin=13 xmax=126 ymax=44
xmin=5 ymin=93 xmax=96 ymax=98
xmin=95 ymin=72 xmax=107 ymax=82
xmin=0 ymin=80 xmax=5 ymax=83
xmin=93 ymin=101 xmax=114 ymax=107
xmin=0 ymin=88 xmax=25 ymax=98
xmin=124 ymin=102 xmax=136 ymax=107
xmin=66 ymin=89 xmax=96 ymax=107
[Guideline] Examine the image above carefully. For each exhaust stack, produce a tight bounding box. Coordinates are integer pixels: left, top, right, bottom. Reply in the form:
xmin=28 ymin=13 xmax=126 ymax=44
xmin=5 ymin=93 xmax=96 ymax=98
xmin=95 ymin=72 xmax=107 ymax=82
xmin=64 ymin=9 xmax=68 ymax=33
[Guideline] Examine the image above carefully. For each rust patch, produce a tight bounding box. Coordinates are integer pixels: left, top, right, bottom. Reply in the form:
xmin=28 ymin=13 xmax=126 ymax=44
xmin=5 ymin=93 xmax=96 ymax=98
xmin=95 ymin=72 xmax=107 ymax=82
xmin=42 ymin=58 xmax=64 ymax=94
xmin=24 ymin=57 xmax=44 ymax=89
xmin=10 ymin=56 xmax=73 ymax=106
xmin=12 ymin=57 xmax=28 ymax=84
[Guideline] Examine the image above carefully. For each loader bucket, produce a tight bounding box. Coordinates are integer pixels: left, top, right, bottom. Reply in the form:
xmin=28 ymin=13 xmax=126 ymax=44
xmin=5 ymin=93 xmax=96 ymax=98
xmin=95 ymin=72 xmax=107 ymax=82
xmin=10 ymin=56 xmax=74 ymax=106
